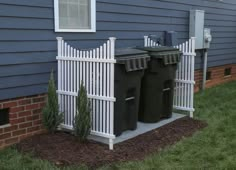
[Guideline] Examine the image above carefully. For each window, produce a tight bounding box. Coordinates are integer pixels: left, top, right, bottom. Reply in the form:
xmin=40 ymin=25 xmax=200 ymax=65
xmin=206 ymin=71 xmax=211 ymax=81
xmin=54 ymin=0 xmax=96 ymax=32
xmin=0 ymin=108 xmax=9 ymax=126
xmin=224 ymin=67 xmax=231 ymax=77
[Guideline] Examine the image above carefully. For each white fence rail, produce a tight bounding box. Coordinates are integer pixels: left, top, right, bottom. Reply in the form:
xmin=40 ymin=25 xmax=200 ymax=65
xmin=144 ymin=36 xmax=196 ymax=117
xmin=56 ymin=37 xmax=116 ymax=149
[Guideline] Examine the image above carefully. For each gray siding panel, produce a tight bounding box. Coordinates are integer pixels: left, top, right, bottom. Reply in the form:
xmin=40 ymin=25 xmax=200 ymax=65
xmin=0 ymin=0 xmax=236 ymax=100
xmin=0 ymin=62 xmax=56 ymax=77
xmin=0 ymin=73 xmax=50 ymax=89
xmin=0 ymin=85 xmax=47 ymax=101
xmin=0 ymin=4 xmax=53 ymax=18
xmin=0 ymin=0 xmax=52 ymax=7
xmin=0 ymin=52 xmax=56 ymax=65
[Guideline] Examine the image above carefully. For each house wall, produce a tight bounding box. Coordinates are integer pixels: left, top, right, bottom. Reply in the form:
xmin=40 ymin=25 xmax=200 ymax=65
xmin=0 ymin=0 xmax=236 ymax=101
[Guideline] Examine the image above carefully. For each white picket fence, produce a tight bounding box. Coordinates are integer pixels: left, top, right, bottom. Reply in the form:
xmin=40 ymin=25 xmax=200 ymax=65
xmin=144 ymin=36 xmax=196 ymax=117
xmin=56 ymin=36 xmax=196 ymax=150
xmin=56 ymin=37 xmax=116 ymax=149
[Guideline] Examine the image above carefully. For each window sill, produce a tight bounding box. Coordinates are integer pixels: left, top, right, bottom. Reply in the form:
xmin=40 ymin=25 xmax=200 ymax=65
xmin=55 ymin=28 xmax=96 ymax=33
xmin=224 ymin=75 xmax=232 ymax=78
xmin=0 ymin=124 xmax=11 ymax=129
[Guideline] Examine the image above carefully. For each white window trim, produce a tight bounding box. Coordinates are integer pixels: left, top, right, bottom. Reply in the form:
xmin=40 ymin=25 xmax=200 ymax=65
xmin=54 ymin=0 xmax=96 ymax=32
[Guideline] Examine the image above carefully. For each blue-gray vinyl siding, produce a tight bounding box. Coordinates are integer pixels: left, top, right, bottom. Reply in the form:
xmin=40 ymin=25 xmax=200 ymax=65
xmin=0 ymin=0 xmax=236 ymax=100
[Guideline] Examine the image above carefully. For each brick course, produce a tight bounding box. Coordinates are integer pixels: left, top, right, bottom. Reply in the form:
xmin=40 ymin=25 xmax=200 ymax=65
xmin=0 ymin=94 xmax=46 ymax=149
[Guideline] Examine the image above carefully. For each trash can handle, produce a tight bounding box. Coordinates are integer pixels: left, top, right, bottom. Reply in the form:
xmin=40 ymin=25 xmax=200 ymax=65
xmin=125 ymin=97 xmax=135 ymax=101
xmin=163 ymin=88 xmax=171 ymax=91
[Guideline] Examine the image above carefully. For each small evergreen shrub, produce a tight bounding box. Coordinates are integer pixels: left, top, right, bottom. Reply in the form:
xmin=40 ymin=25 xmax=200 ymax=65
xmin=42 ymin=70 xmax=63 ymax=133
xmin=73 ymin=82 xmax=91 ymax=141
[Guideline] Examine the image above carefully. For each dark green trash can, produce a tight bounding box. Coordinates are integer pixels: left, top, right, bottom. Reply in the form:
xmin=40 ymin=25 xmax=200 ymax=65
xmin=114 ymin=48 xmax=150 ymax=136
xmin=138 ymin=47 xmax=182 ymax=123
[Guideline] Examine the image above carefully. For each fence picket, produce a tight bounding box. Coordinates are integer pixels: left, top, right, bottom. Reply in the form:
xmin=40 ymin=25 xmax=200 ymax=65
xmin=99 ymin=46 xmax=103 ymax=132
xmin=96 ymin=48 xmax=99 ymax=132
xmin=103 ymin=44 xmax=107 ymax=133
xmin=92 ymin=49 xmax=96 ymax=131
xmin=106 ymin=40 xmax=111 ymax=134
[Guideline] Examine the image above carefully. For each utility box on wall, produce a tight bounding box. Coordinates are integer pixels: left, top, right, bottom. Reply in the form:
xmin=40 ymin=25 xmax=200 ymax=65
xmin=189 ymin=10 xmax=205 ymax=49
xmin=204 ymin=28 xmax=212 ymax=49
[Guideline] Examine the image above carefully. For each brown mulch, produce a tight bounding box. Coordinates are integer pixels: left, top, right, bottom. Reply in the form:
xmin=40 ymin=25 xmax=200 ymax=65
xmin=17 ymin=117 xmax=207 ymax=169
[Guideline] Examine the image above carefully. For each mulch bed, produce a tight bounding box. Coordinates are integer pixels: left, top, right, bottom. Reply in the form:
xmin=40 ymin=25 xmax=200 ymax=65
xmin=17 ymin=117 xmax=207 ymax=169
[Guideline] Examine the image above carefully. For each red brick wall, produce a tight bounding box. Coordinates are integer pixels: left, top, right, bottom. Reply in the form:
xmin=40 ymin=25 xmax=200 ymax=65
xmin=0 ymin=94 xmax=46 ymax=149
xmin=194 ymin=64 xmax=236 ymax=92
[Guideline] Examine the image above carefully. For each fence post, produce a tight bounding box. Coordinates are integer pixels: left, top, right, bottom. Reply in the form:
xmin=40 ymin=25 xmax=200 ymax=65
xmin=144 ymin=36 xmax=148 ymax=47
xmin=56 ymin=37 xmax=63 ymax=116
xmin=56 ymin=37 xmax=63 ymax=90
xmin=190 ymin=37 xmax=196 ymax=118
xmin=108 ymin=37 xmax=116 ymax=150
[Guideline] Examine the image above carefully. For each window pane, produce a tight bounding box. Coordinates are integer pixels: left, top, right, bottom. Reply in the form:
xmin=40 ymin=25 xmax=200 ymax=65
xmin=59 ymin=0 xmax=91 ymax=29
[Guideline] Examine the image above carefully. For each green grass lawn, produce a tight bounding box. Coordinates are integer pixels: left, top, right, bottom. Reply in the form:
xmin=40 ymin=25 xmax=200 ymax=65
xmin=1 ymin=81 xmax=236 ymax=170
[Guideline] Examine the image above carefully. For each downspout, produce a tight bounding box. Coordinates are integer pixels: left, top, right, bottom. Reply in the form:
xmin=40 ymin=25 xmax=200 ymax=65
xmin=202 ymin=49 xmax=208 ymax=90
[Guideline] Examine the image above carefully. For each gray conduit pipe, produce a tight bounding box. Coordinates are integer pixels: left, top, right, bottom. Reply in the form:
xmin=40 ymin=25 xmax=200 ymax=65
xmin=202 ymin=49 xmax=208 ymax=90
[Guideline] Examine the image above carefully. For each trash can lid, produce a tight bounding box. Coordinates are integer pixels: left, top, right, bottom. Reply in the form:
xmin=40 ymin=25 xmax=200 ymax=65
xmin=137 ymin=46 xmax=182 ymax=65
xmin=115 ymin=48 xmax=148 ymax=57
xmin=139 ymin=46 xmax=182 ymax=57
xmin=140 ymin=46 xmax=179 ymax=53
xmin=115 ymin=48 xmax=150 ymax=72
